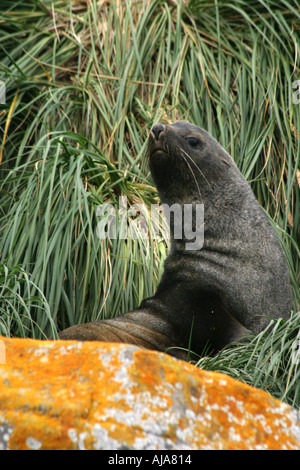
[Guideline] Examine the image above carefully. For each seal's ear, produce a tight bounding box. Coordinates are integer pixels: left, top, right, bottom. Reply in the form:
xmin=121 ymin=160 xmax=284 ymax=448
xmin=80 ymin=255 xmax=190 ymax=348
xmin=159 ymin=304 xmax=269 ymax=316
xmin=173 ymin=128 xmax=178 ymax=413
xmin=221 ymin=158 xmax=229 ymax=166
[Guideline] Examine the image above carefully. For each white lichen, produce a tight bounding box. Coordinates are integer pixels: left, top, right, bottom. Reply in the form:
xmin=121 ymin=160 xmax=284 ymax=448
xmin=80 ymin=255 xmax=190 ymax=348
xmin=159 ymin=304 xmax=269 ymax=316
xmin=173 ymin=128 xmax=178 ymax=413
xmin=26 ymin=436 xmax=42 ymax=450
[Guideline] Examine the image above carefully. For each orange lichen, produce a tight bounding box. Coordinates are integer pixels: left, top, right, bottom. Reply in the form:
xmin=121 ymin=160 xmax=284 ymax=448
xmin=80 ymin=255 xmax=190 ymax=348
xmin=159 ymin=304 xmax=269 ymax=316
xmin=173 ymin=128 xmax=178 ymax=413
xmin=0 ymin=336 xmax=299 ymax=450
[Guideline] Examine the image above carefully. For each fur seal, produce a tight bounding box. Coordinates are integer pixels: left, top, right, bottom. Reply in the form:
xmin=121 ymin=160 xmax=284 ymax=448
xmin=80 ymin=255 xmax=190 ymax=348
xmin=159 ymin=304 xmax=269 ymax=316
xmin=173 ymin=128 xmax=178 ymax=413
xmin=59 ymin=121 xmax=293 ymax=360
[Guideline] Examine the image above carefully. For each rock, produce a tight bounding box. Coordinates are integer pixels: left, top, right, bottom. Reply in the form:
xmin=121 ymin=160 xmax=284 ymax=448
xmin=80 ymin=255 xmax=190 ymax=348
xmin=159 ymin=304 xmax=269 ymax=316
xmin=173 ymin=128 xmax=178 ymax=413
xmin=0 ymin=336 xmax=299 ymax=450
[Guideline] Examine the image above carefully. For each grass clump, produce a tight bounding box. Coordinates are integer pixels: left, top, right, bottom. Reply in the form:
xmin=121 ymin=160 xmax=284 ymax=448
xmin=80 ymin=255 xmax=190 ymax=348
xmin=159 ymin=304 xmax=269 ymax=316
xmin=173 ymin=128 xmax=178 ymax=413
xmin=195 ymin=312 xmax=300 ymax=409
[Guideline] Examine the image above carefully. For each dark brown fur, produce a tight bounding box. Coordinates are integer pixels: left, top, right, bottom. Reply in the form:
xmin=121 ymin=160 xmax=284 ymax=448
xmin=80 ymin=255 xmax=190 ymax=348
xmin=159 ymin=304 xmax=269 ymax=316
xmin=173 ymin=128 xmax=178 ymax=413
xmin=59 ymin=121 xmax=293 ymax=360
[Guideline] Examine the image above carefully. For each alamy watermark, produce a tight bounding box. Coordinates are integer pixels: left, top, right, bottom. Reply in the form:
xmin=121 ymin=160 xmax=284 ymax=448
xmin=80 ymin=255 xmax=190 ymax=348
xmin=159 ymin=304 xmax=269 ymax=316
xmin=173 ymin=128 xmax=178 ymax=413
xmin=291 ymin=338 xmax=300 ymax=365
xmin=0 ymin=81 xmax=5 ymax=105
xmin=292 ymin=80 xmax=300 ymax=105
xmin=0 ymin=340 xmax=5 ymax=364
xmin=96 ymin=196 xmax=204 ymax=251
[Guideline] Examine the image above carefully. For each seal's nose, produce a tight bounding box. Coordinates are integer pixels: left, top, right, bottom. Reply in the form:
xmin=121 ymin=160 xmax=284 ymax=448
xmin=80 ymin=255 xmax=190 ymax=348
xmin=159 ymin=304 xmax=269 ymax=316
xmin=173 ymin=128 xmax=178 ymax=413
xmin=151 ymin=124 xmax=165 ymax=141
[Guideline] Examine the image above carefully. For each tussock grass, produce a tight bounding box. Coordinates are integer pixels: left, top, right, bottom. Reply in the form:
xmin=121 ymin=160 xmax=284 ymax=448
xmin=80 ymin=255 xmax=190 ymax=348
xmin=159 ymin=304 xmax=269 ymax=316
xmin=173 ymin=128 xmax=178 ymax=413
xmin=195 ymin=311 xmax=300 ymax=408
xmin=0 ymin=0 xmax=299 ymax=406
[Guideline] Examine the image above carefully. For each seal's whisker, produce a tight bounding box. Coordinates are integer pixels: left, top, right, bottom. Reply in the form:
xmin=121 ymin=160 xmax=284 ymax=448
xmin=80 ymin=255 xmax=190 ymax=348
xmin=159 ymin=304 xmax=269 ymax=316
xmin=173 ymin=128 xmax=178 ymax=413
xmin=180 ymin=148 xmax=212 ymax=191
xmin=178 ymin=149 xmax=202 ymax=199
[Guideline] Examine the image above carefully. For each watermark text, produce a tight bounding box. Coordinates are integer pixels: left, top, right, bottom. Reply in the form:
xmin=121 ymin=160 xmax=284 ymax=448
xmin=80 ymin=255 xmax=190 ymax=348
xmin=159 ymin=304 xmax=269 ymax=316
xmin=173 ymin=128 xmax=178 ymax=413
xmin=291 ymin=338 xmax=300 ymax=365
xmin=292 ymin=80 xmax=300 ymax=105
xmin=96 ymin=196 xmax=204 ymax=251
xmin=0 ymin=81 xmax=5 ymax=105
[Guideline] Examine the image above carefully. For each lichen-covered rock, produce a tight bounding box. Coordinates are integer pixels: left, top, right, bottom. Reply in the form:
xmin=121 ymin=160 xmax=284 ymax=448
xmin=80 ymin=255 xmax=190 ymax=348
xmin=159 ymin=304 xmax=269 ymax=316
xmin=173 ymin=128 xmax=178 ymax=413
xmin=0 ymin=336 xmax=299 ymax=450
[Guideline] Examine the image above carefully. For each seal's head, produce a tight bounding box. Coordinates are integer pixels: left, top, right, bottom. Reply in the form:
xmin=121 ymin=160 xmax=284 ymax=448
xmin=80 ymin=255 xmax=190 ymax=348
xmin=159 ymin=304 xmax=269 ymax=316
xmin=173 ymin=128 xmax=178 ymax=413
xmin=147 ymin=121 xmax=232 ymax=204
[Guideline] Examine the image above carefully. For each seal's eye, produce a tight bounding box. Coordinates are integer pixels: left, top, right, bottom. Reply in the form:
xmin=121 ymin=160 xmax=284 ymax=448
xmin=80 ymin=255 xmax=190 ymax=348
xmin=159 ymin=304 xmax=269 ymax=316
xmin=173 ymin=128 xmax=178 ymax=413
xmin=186 ymin=137 xmax=199 ymax=147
